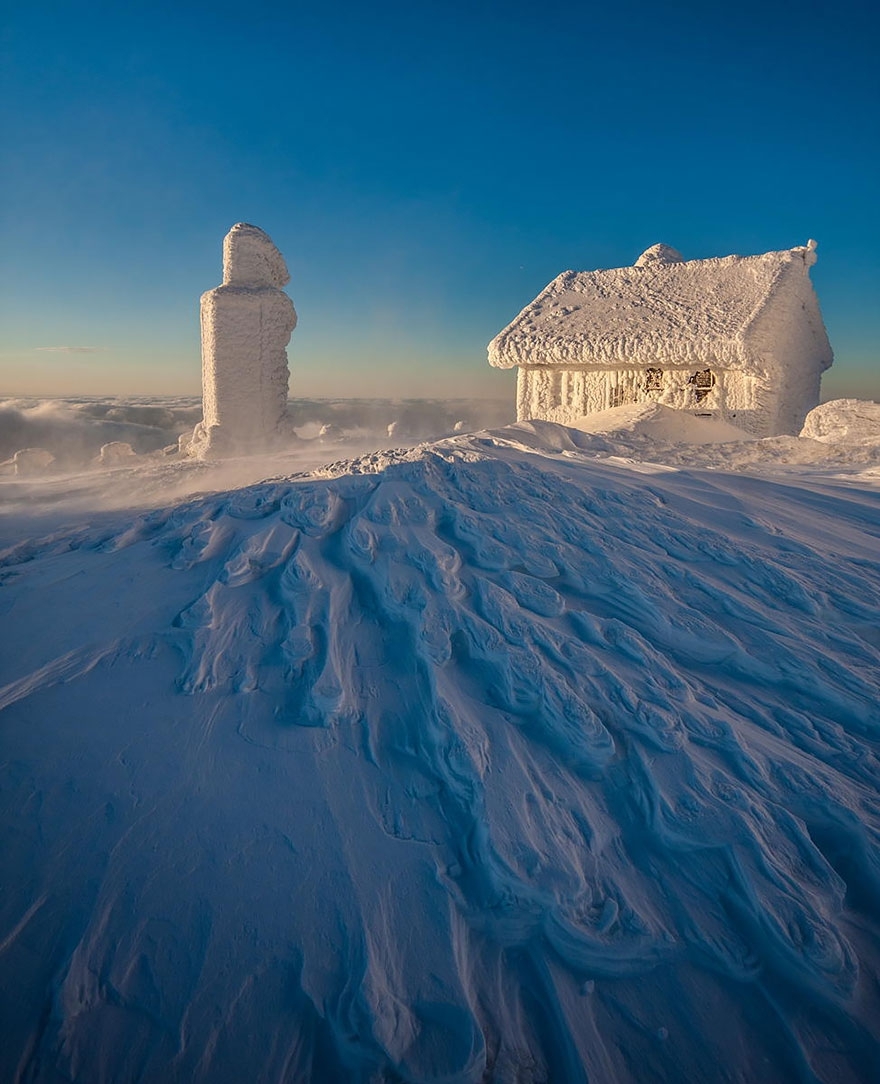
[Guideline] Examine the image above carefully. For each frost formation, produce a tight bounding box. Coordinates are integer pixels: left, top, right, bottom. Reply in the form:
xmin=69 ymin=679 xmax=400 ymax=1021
xmin=801 ymin=398 xmax=880 ymax=445
xmin=489 ymin=240 xmax=833 ymax=437
xmin=185 ymin=224 xmax=297 ymax=458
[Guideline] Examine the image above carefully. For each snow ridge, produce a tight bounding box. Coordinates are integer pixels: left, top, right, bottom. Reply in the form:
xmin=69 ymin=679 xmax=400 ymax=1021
xmin=1 ymin=433 xmax=879 ymax=1082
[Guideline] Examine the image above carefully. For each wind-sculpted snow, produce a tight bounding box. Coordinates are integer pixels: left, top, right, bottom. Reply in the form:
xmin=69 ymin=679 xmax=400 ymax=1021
xmin=1 ymin=431 xmax=879 ymax=1082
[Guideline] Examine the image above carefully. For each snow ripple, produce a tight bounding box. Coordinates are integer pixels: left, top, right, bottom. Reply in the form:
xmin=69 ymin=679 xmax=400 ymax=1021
xmin=1 ymin=437 xmax=879 ymax=1082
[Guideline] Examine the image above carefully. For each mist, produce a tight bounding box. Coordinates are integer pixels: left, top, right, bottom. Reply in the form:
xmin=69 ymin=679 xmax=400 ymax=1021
xmin=0 ymin=396 xmax=514 ymax=467
xmin=0 ymin=394 xmax=515 ymax=538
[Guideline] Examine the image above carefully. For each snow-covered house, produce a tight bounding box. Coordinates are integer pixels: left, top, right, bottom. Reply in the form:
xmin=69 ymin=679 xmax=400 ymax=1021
xmin=488 ymin=241 xmax=833 ymax=436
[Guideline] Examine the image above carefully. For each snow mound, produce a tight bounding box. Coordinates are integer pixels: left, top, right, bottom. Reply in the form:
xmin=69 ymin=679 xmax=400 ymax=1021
xmin=473 ymin=412 xmax=880 ymax=478
xmin=99 ymin=440 xmax=137 ymax=464
xmin=801 ymin=398 xmax=880 ymax=444
xmin=566 ymin=402 xmax=753 ymax=443
xmin=634 ymin=243 xmax=684 ymax=266
xmin=11 ymin=447 xmax=55 ymax=475
xmin=1 ymin=434 xmax=879 ymax=1082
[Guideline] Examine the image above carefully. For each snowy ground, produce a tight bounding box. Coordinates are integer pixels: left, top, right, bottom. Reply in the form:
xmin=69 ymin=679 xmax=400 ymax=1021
xmin=1 ymin=399 xmax=879 ymax=1083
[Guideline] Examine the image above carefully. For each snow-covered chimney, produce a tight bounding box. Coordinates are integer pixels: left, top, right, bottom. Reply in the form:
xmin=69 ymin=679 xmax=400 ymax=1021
xmin=184 ymin=224 xmax=297 ymax=458
xmin=801 ymin=238 xmax=819 ymax=267
xmin=223 ymin=223 xmax=291 ymax=288
xmin=634 ymin=243 xmax=684 ymax=268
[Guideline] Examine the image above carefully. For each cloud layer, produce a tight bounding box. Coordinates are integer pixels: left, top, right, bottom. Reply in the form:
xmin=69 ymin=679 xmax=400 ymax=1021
xmin=33 ymin=346 xmax=104 ymax=354
xmin=0 ymin=395 xmax=515 ymax=470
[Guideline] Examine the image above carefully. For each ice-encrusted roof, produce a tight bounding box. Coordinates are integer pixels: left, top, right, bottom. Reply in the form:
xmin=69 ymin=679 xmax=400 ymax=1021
xmin=489 ymin=242 xmax=820 ymax=370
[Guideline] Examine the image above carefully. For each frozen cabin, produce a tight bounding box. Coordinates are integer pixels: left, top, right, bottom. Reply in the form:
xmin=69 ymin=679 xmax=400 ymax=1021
xmin=488 ymin=241 xmax=833 ymax=437
xmin=185 ymin=223 xmax=297 ymax=458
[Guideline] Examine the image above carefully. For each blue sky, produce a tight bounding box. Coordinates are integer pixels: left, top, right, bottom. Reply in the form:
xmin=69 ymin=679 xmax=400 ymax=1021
xmin=1 ymin=0 xmax=877 ymax=399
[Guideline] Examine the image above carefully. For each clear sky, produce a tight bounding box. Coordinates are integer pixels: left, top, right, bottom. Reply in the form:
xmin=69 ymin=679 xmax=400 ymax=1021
xmin=1 ymin=0 xmax=878 ymax=400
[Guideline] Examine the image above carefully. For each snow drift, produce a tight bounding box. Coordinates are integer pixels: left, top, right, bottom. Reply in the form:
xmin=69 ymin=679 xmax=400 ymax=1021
xmin=1 ymin=423 xmax=879 ymax=1082
xmin=801 ymin=399 xmax=880 ymax=445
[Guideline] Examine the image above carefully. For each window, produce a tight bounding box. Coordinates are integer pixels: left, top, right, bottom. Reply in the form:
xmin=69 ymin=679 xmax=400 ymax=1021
xmin=688 ymin=369 xmax=715 ymax=403
xmin=644 ymin=368 xmax=663 ymax=392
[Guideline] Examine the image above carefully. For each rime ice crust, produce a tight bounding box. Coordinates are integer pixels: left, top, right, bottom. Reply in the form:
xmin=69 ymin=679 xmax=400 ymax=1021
xmin=185 ymin=224 xmax=297 ymax=458
xmin=801 ymin=398 xmax=880 ymax=444
xmin=489 ymin=240 xmax=832 ymax=437
xmin=634 ymin=243 xmax=684 ymax=267
xmin=222 ymin=222 xmax=291 ymax=290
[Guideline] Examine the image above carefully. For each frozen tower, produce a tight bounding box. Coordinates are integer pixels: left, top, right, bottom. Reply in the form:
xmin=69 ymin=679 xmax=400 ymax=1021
xmin=186 ymin=224 xmax=297 ymax=457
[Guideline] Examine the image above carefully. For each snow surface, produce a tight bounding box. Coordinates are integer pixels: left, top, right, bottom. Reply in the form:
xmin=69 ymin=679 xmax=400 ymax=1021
xmin=565 ymin=402 xmax=754 ymax=444
xmin=1 ymin=400 xmax=879 ymax=1083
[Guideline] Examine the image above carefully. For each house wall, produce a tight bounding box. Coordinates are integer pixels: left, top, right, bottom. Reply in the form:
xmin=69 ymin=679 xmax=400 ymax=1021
xmin=740 ymin=255 xmax=832 ymax=436
xmin=516 ymin=366 xmax=750 ymax=427
xmin=517 ymin=367 xmax=610 ymax=421
xmin=720 ymin=371 xmax=770 ymax=435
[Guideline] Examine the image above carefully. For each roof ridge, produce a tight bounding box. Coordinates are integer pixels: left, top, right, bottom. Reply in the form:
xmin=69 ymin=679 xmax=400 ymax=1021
xmin=489 ymin=246 xmax=821 ymax=373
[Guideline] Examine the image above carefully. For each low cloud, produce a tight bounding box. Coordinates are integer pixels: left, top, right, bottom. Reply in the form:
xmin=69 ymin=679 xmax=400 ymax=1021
xmin=34 ymin=346 xmax=104 ymax=354
xmin=0 ymin=394 xmax=514 ymax=473
xmin=0 ymin=396 xmax=202 ymax=466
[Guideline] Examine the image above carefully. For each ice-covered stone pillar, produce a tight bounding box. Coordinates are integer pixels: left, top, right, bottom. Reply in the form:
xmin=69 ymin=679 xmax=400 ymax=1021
xmin=186 ymin=223 xmax=297 ymax=457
